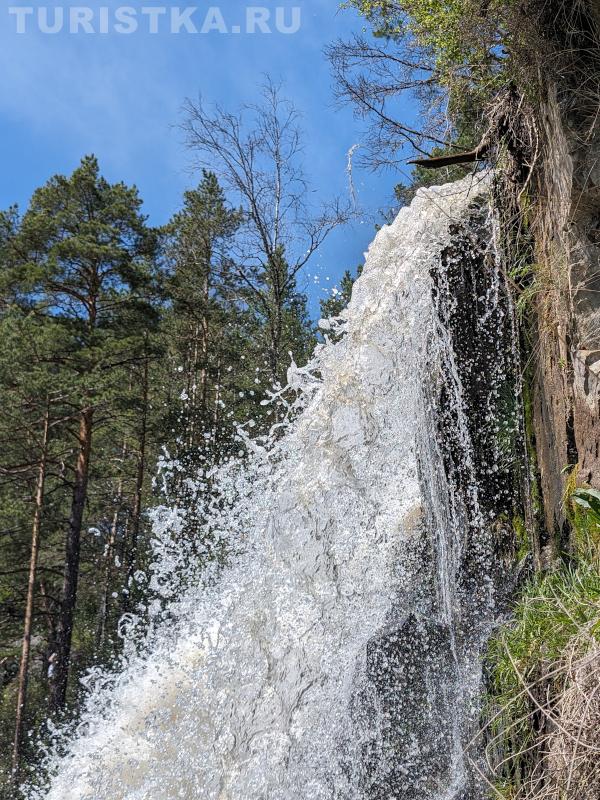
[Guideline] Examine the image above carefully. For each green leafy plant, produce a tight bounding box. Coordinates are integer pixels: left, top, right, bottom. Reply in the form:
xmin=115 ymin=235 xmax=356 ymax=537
xmin=571 ymin=487 xmax=600 ymax=523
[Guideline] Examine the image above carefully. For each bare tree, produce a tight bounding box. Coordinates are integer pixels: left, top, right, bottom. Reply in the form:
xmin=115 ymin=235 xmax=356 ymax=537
xmin=326 ymin=33 xmax=444 ymax=168
xmin=182 ymin=79 xmax=351 ymax=384
xmin=325 ymin=4 xmax=503 ymax=170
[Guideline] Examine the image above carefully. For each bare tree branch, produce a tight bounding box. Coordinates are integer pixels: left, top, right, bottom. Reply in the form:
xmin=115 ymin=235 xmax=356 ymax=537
xmin=182 ymin=79 xmax=352 ymax=381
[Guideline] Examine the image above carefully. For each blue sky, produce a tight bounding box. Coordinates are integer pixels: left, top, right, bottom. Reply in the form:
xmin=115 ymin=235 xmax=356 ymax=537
xmin=0 ymin=1 xmax=417 ymax=315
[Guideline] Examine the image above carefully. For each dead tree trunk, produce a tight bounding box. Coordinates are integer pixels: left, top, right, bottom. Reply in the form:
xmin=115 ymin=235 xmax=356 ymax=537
xmin=408 ymin=141 xmax=489 ymax=169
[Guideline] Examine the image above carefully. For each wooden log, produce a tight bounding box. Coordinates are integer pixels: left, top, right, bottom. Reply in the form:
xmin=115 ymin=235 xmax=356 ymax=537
xmin=408 ymin=145 xmax=488 ymax=169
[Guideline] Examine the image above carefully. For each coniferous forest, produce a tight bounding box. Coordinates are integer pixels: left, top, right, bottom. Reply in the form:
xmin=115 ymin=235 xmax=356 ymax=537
xmin=0 ymin=86 xmax=357 ymax=789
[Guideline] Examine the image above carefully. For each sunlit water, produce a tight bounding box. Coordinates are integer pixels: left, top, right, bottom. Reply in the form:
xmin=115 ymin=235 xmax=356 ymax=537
xmin=28 ymin=174 xmax=498 ymax=800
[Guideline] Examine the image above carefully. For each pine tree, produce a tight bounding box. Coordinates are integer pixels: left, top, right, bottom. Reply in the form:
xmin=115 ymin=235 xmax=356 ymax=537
xmin=258 ymin=246 xmax=314 ymax=384
xmin=319 ymin=266 xmax=362 ymax=343
xmin=1 ymin=155 xmax=159 ymax=712
xmin=163 ymin=170 xmax=243 ymax=461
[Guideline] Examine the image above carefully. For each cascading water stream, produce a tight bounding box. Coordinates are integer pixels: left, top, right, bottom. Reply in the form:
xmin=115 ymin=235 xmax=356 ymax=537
xmin=26 ymin=173 xmax=519 ymax=800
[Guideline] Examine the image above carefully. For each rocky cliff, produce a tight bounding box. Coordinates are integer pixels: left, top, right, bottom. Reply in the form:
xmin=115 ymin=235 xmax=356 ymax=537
xmin=534 ymin=0 xmax=600 ymax=546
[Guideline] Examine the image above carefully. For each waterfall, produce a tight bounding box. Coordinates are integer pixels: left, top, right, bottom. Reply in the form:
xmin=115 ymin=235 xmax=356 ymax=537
xmin=27 ymin=173 xmax=519 ymax=800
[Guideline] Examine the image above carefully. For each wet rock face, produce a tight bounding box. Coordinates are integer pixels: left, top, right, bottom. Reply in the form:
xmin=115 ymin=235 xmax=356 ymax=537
xmin=434 ymin=211 xmax=517 ymax=520
xmin=430 ymin=203 xmax=525 ymax=606
xmin=362 ymin=615 xmax=458 ymax=800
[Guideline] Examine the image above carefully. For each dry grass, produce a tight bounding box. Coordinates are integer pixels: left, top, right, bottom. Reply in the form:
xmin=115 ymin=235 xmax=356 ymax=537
xmin=474 ymin=532 xmax=600 ymax=800
xmin=478 ymin=631 xmax=600 ymax=799
xmin=545 ymin=638 xmax=600 ymax=800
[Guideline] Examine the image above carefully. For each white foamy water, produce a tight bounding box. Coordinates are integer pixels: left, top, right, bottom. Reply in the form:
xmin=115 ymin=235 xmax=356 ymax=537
xmin=29 ymin=175 xmax=491 ymax=800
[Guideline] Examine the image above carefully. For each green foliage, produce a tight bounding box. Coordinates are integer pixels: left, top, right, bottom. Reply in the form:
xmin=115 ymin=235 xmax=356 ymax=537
xmin=374 ymin=0 xmax=511 ymax=203
xmin=346 ymin=0 xmax=508 ymax=99
xmin=259 ymin=245 xmax=315 ymax=385
xmin=336 ymin=0 xmax=528 ymax=182
xmin=490 ymin=563 xmax=600 ymax=701
xmin=568 ymin=486 xmax=600 ymax=557
xmin=161 ymin=170 xmax=246 ymax=461
xmin=571 ymin=487 xmax=600 ymax=522
xmin=350 ymin=0 xmax=503 ymax=73
xmin=319 ymin=265 xmax=363 ymax=341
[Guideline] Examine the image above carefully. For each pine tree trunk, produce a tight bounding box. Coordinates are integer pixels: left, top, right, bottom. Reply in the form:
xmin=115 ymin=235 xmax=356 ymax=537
xmin=38 ymin=579 xmax=57 ymax=681
xmin=213 ymin=358 xmax=221 ymax=447
xmin=95 ymin=476 xmax=125 ymax=651
xmin=96 ymin=436 xmax=128 ymax=651
xmin=11 ymin=403 xmax=50 ymax=777
xmin=187 ymin=271 xmax=210 ymax=448
xmin=124 ymin=346 xmax=148 ymax=611
xmin=95 ymin=506 xmax=118 ymax=651
xmin=50 ymin=406 xmax=93 ymax=712
xmin=200 ymin=271 xmax=210 ymax=409
xmin=187 ymin=321 xmax=201 ymax=448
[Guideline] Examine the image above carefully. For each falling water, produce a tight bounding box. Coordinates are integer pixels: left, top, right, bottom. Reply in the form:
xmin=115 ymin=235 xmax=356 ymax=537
xmin=27 ymin=173 xmax=520 ymax=800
